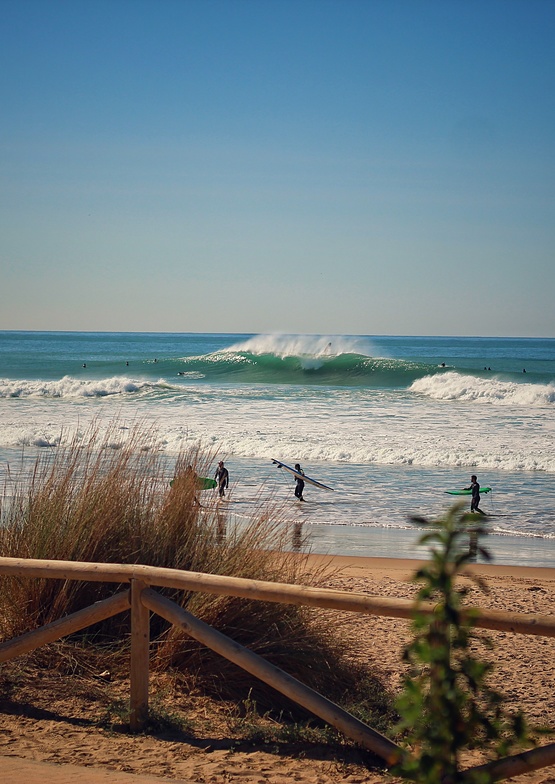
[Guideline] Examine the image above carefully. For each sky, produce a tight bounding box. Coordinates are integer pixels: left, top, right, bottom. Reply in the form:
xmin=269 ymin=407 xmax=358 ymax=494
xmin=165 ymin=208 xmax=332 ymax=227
xmin=1 ymin=0 xmax=554 ymax=337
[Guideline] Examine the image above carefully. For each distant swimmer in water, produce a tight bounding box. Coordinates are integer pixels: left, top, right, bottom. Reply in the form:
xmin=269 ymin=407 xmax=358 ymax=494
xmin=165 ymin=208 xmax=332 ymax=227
xmin=82 ymin=363 xmax=87 ymax=368
xmin=294 ymin=463 xmax=305 ymax=501
xmin=464 ymin=475 xmax=486 ymax=515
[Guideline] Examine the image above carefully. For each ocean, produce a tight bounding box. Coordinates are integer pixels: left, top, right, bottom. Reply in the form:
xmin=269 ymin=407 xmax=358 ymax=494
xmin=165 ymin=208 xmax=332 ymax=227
xmin=1 ymin=331 xmax=554 ymax=567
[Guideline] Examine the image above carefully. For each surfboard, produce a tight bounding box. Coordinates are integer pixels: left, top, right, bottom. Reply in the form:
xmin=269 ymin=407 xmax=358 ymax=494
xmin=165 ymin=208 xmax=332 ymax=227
xmin=271 ymin=459 xmax=334 ymax=491
xmin=445 ymin=487 xmax=492 ymax=495
xmin=170 ymin=476 xmax=217 ymax=490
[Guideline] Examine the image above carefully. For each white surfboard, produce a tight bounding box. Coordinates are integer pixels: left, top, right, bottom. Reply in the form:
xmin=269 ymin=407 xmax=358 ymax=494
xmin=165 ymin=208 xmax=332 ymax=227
xmin=271 ymin=459 xmax=334 ymax=491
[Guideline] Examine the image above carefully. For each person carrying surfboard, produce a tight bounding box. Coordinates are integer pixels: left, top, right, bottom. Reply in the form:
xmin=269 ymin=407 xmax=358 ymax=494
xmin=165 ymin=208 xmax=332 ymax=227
xmin=186 ymin=464 xmax=202 ymax=507
xmin=464 ymin=475 xmax=485 ymax=515
xmin=294 ymin=463 xmax=305 ymax=502
xmin=170 ymin=465 xmax=202 ymax=505
xmin=214 ymin=461 xmax=229 ymax=498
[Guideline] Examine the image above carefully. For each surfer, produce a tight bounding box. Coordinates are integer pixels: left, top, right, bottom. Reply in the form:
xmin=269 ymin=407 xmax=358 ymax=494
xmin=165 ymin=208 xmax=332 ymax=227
xmin=186 ymin=464 xmax=201 ymax=506
xmin=294 ymin=463 xmax=305 ymax=501
xmin=464 ymin=475 xmax=485 ymax=515
xmin=215 ymin=461 xmax=229 ymax=498
xmin=170 ymin=465 xmax=201 ymax=506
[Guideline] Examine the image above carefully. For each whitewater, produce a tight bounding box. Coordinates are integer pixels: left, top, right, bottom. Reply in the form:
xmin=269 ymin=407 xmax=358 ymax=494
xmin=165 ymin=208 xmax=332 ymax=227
xmin=1 ymin=331 xmax=554 ymax=565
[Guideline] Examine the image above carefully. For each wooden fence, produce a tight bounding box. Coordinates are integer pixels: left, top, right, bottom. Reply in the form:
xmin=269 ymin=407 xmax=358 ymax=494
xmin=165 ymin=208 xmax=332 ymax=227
xmin=0 ymin=556 xmax=554 ymax=781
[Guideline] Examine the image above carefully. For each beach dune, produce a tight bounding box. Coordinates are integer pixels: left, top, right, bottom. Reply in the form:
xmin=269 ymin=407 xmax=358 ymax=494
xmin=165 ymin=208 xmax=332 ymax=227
xmin=1 ymin=553 xmax=554 ymax=783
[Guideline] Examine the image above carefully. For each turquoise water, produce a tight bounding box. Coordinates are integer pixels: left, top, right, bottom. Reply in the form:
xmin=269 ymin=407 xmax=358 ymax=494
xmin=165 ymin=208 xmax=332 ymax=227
xmin=1 ymin=331 xmax=554 ymax=566
xmin=1 ymin=331 xmax=553 ymax=385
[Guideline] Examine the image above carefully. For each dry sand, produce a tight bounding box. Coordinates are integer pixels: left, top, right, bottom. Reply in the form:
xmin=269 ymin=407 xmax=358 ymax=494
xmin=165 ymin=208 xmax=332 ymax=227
xmin=1 ymin=554 xmax=555 ymax=783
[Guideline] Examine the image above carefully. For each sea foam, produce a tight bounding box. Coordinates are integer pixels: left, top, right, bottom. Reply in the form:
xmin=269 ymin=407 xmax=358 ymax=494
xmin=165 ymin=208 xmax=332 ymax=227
xmin=0 ymin=376 xmax=156 ymax=399
xmin=224 ymin=333 xmax=380 ymax=358
xmin=410 ymin=372 xmax=555 ymax=407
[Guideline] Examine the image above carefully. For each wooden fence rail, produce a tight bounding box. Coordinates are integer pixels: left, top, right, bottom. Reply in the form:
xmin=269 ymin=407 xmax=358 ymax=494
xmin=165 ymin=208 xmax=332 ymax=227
xmin=0 ymin=590 xmax=130 ymax=663
xmin=1 ymin=556 xmax=554 ymax=637
xmin=1 ymin=556 xmax=554 ymax=780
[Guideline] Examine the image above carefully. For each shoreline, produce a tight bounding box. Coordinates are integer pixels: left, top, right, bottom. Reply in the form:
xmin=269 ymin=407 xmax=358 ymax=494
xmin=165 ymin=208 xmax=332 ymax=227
xmin=304 ymin=551 xmax=555 ymax=581
xmin=2 ymin=444 xmax=555 ymax=569
xmin=290 ymin=523 xmax=555 ymax=568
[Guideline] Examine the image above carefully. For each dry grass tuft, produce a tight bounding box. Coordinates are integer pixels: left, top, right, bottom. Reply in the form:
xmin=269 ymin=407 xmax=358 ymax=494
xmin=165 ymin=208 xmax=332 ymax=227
xmin=0 ymin=423 xmax=394 ymax=726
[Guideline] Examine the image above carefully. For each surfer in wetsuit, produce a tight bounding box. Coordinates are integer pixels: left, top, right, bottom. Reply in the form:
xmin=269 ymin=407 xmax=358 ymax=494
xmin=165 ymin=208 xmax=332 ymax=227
xmin=294 ymin=463 xmax=305 ymax=502
xmin=464 ymin=475 xmax=485 ymax=515
xmin=215 ymin=461 xmax=229 ymax=498
xmin=170 ymin=464 xmax=201 ymax=506
xmin=186 ymin=464 xmax=201 ymax=506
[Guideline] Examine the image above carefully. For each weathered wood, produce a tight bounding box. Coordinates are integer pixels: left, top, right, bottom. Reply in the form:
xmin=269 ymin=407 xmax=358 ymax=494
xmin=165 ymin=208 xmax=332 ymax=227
xmin=140 ymin=587 xmax=404 ymax=766
xmin=129 ymin=579 xmax=150 ymax=732
xmin=1 ymin=556 xmax=554 ymax=777
xmin=462 ymin=742 xmax=555 ymax=782
xmin=0 ymin=590 xmax=130 ymax=663
xmin=0 ymin=557 xmax=554 ymax=637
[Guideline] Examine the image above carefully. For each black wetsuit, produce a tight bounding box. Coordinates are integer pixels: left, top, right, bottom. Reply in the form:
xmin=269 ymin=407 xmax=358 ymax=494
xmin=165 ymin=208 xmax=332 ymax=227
xmin=469 ymin=481 xmax=484 ymax=514
xmin=215 ymin=466 xmax=229 ymax=497
xmin=294 ymin=470 xmax=305 ymax=501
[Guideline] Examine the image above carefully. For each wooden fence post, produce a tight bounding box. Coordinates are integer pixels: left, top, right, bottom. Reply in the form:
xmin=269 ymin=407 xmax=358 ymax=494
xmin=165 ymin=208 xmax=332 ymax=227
xmin=129 ymin=579 xmax=149 ymax=732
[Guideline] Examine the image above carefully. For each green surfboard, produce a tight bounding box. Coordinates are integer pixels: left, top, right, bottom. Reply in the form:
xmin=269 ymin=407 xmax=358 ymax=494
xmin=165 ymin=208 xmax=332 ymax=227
xmin=170 ymin=476 xmax=217 ymax=490
xmin=198 ymin=477 xmax=217 ymax=490
xmin=445 ymin=487 xmax=492 ymax=496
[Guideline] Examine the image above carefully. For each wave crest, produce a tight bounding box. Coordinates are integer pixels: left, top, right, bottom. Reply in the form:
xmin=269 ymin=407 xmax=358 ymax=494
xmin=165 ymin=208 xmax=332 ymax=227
xmin=177 ymin=337 xmax=434 ymax=386
xmin=410 ymin=372 xmax=555 ymax=407
xmin=0 ymin=376 xmax=158 ymax=399
xmin=224 ymin=333 xmax=380 ymax=359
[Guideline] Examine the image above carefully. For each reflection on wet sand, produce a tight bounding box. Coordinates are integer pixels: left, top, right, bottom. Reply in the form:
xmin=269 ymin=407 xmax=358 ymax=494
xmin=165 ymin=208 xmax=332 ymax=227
xmin=216 ymin=510 xmax=226 ymax=544
xmin=292 ymin=522 xmax=304 ymax=551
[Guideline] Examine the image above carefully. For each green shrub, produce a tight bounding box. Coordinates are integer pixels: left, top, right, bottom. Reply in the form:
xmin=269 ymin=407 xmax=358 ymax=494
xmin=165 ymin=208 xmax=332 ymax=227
xmin=394 ymin=504 xmax=528 ymax=784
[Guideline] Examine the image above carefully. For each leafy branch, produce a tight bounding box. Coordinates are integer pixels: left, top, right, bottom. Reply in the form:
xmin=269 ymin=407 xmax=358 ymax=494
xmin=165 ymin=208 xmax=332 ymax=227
xmin=394 ymin=503 xmax=528 ymax=784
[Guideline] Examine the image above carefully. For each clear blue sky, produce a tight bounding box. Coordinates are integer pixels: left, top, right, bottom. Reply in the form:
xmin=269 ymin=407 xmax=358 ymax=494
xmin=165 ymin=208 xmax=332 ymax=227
xmin=1 ymin=0 xmax=554 ymax=336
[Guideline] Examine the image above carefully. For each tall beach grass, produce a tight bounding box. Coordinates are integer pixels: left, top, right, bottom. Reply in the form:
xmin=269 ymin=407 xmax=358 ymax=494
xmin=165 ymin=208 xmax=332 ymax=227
xmin=0 ymin=423 xmax=393 ymax=722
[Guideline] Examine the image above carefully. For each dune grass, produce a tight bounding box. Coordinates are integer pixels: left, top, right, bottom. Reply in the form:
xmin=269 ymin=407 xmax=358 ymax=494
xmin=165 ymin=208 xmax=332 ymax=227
xmin=0 ymin=423 xmax=394 ymax=727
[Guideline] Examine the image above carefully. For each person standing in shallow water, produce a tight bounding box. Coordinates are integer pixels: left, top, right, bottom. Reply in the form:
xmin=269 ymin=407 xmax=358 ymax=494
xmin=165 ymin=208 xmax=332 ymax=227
xmin=214 ymin=461 xmax=229 ymax=498
xmin=294 ymin=463 xmax=305 ymax=501
xmin=464 ymin=474 xmax=485 ymax=515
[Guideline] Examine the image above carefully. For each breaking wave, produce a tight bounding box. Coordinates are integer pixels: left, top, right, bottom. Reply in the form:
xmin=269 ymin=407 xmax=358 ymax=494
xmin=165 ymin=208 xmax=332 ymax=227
xmin=411 ymin=372 xmax=555 ymax=407
xmin=0 ymin=376 xmax=170 ymax=399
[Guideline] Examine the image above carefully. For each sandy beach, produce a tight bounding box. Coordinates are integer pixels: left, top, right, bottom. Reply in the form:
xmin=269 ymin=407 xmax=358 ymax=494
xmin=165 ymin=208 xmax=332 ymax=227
xmin=1 ymin=553 xmax=555 ymax=783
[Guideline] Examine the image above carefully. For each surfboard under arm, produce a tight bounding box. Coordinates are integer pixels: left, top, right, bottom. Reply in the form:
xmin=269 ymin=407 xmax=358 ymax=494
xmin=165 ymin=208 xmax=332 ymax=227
xmin=272 ymin=459 xmax=334 ymax=491
xmin=170 ymin=476 xmax=217 ymax=490
xmin=445 ymin=487 xmax=492 ymax=496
